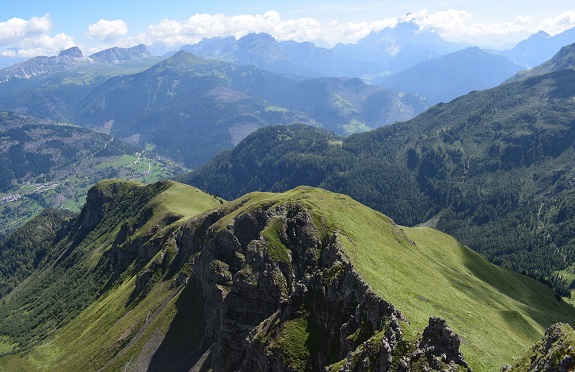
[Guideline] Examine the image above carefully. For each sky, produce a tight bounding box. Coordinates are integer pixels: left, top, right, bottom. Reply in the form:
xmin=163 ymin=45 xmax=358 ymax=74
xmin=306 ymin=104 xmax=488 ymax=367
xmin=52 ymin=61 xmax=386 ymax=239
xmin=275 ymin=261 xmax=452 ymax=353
xmin=1 ymin=0 xmax=575 ymax=58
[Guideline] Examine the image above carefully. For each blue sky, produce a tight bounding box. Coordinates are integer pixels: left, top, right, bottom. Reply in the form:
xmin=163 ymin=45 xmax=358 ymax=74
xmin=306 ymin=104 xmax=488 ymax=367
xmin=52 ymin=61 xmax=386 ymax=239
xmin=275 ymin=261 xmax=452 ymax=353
xmin=2 ymin=0 xmax=575 ymax=57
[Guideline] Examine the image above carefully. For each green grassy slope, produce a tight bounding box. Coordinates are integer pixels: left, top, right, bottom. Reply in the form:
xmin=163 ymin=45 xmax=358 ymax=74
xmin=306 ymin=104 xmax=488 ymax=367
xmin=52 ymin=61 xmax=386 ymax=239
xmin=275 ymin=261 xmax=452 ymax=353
xmin=0 ymin=184 xmax=574 ymax=371
xmin=0 ymin=180 xmax=222 ymax=370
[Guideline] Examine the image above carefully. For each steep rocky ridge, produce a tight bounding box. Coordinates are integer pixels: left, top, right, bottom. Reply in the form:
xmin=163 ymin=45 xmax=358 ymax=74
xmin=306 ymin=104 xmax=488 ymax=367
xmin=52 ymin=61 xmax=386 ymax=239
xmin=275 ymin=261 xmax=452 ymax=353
xmin=90 ymin=44 xmax=151 ymax=64
xmin=506 ymin=322 xmax=575 ymax=371
xmin=1 ymin=181 xmax=575 ymax=371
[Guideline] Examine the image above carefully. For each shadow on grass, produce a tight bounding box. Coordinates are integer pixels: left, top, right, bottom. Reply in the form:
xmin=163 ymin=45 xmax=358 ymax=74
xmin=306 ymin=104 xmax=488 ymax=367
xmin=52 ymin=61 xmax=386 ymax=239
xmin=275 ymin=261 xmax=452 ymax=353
xmin=148 ymin=278 xmax=212 ymax=372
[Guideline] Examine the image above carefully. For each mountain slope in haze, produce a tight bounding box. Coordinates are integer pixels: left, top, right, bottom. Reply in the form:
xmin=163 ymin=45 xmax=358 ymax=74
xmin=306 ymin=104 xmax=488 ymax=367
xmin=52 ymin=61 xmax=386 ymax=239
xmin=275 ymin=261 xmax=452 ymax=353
xmin=1 ymin=180 xmax=574 ymax=371
xmin=508 ymin=42 xmax=575 ymax=82
xmin=0 ymin=112 xmax=133 ymax=192
xmin=0 ymin=112 xmax=183 ymax=239
xmin=501 ymin=26 xmax=575 ymax=68
xmin=376 ymin=47 xmax=523 ymax=104
xmin=332 ymin=20 xmax=466 ymax=74
xmin=181 ymin=67 xmax=575 ymax=284
xmin=181 ymin=33 xmax=382 ymax=78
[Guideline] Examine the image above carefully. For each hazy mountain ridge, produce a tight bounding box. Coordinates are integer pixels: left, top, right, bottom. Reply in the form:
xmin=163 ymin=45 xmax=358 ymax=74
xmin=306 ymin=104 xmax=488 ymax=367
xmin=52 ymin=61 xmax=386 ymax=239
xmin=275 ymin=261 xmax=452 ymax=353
xmin=375 ymin=46 xmax=523 ymax=104
xmin=508 ymin=42 xmax=575 ymax=82
xmin=332 ymin=20 xmax=467 ymax=74
xmin=181 ymin=33 xmax=383 ymax=78
xmin=502 ymin=27 xmax=575 ymax=68
xmin=0 ymin=44 xmax=153 ymax=83
xmin=0 ymin=180 xmax=574 ymax=371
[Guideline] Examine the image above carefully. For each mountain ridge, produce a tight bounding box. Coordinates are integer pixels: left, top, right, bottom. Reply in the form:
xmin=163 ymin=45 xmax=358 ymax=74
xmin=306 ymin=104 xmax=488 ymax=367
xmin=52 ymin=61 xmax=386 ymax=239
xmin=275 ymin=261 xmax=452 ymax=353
xmin=1 ymin=180 xmax=575 ymax=371
xmin=0 ymin=44 xmax=153 ymax=83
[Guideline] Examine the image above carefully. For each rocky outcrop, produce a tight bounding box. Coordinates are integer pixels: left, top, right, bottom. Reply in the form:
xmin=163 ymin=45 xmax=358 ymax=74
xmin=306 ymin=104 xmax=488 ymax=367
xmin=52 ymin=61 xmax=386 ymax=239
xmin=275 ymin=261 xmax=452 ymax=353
xmin=399 ymin=317 xmax=471 ymax=371
xmin=0 ymin=46 xmax=91 ymax=82
xmin=58 ymin=46 xmax=84 ymax=58
xmin=506 ymin=323 xmax=575 ymax=372
xmin=150 ymin=198 xmax=471 ymax=371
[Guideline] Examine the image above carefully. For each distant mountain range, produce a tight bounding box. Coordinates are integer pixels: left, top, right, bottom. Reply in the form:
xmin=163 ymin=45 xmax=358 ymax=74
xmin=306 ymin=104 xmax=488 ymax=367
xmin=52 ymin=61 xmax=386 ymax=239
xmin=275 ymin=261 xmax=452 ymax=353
xmin=0 ymin=25 xmax=574 ymax=170
xmin=0 ymin=44 xmax=152 ymax=83
xmin=179 ymin=25 xmax=575 ymax=104
xmin=181 ymin=33 xmax=382 ymax=78
xmin=0 ymin=50 xmax=427 ymax=168
xmin=502 ymin=27 xmax=575 ymax=68
xmin=76 ymin=51 xmax=427 ymax=167
xmin=333 ymin=20 xmax=466 ymax=73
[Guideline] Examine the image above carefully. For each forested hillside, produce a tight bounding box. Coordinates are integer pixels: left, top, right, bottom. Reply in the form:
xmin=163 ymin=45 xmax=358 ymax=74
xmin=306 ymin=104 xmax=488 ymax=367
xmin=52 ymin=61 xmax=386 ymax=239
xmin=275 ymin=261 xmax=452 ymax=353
xmin=0 ymin=112 xmax=183 ymax=238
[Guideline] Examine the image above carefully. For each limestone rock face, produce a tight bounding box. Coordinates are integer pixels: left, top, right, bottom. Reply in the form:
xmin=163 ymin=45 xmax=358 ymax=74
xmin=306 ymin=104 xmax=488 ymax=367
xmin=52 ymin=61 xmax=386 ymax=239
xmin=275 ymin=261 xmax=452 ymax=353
xmin=58 ymin=46 xmax=83 ymax=58
xmin=399 ymin=317 xmax=471 ymax=372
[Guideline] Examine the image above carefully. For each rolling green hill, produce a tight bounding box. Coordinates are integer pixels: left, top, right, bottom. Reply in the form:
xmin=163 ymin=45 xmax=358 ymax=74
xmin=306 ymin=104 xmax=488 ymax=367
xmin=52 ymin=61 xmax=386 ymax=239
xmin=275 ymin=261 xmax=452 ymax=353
xmin=180 ymin=68 xmax=575 ymax=287
xmin=0 ymin=180 xmax=574 ymax=371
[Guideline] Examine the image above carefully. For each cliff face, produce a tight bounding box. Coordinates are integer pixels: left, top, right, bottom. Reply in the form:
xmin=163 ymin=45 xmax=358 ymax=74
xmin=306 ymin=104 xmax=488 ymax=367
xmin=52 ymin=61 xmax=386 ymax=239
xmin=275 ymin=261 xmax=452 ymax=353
xmin=158 ymin=195 xmax=471 ymax=371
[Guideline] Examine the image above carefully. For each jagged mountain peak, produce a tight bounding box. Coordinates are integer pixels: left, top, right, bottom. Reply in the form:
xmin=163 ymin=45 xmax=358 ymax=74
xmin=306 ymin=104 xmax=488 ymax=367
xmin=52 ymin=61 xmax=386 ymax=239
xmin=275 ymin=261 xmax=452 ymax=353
xmin=502 ymin=25 xmax=575 ymax=68
xmin=58 ymin=46 xmax=83 ymax=58
xmin=0 ymin=44 xmax=153 ymax=83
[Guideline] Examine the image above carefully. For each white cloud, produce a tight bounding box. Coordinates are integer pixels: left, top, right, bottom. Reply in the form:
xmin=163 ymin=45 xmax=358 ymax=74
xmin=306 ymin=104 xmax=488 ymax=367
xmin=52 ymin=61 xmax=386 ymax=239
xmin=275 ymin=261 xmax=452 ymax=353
xmin=1 ymin=49 xmax=16 ymax=57
xmin=0 ymin=14 xmax=77 ymax=58
xmin=134 ymin=11 xmax=397 ymax=47
xmin=543 ymin=11 xmax=575 ymax=35
xmin=0 ymin=15 xmax=52 ymax=45
xmin=404 ymin=9 xmax=533 ymax=40
xmin=88 ymin=19 xmax=128 ymax=42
